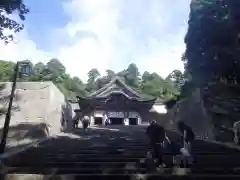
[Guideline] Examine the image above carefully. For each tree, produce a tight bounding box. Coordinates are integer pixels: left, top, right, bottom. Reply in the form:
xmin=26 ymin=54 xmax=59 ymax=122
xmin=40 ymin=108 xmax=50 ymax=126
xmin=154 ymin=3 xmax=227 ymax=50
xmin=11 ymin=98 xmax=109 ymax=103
xmin=141 ymin=71 xmax=178 ymax=100
xmin=0 ymin=59 xmax=181 ymax=101
xmin=95 ymin=76 xmax=110 ymax=89
xmin=126 ymin=63 xmax=140 ymax=77
xmin=47 ymin=59 xmax=66 ymax=74
xmin=106 ymin=69 xmax=115 ymax=80
xmin=86 ymin=68 xmax=100 ymax=92
xmin=184 ymin=0 xmax=240 ymax=85
xmin=63 ymin=76 xmax=86 ymax=97
xmin=45 ymin=59 xmax=66 ymax=83
xmin=0 ymin=60 xmax=15 ymax=81
xmin=0 ymin=0 xmax=29 ymax=43
xmin=34 ymin=62 xmax=45 ymax=73
xmin=142 ymin=71 xmax=151 ymax=82
xmin=166 ymin=70 xmax=185 ymax=92
xmin=87 ymin=68 xmax=100 ymax=83
xmin=124 ymin=63 xmax=140 ymax=88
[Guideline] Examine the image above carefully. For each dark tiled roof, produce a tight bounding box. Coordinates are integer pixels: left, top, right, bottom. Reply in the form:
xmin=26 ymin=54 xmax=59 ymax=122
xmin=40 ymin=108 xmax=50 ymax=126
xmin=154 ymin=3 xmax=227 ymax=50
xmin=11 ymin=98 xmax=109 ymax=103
xmin=88 ymin=77 xmax=155 ymax=101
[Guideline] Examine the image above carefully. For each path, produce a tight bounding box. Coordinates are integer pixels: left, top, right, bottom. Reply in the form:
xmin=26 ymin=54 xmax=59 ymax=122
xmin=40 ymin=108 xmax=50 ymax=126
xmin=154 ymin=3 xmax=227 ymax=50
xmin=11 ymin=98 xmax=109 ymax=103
xmin=2 ymin=126 xmax=240 ymax=179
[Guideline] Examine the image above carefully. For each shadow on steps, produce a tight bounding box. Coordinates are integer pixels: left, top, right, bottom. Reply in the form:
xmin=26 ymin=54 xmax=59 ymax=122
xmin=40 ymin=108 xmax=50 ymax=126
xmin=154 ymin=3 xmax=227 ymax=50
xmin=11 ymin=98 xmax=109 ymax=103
xmin=2 ymin=126 xmax=240 ymax=180
xmin=0 ymin=123 xmax=50 ymax=154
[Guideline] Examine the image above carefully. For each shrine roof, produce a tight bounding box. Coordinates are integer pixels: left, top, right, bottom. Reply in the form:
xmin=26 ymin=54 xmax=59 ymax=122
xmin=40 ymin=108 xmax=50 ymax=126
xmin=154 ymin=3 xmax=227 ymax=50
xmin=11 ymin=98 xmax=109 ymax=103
xmin=85 ymin=76 xmax=156 ymax=101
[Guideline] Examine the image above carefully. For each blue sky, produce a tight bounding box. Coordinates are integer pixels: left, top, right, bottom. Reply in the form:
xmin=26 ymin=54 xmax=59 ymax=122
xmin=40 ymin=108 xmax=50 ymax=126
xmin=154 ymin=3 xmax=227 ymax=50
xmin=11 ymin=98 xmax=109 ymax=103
xmin=23 ymin=0 xmax=70 ymax=51
xmin=0 ymin=0 xmax=190 ymax=82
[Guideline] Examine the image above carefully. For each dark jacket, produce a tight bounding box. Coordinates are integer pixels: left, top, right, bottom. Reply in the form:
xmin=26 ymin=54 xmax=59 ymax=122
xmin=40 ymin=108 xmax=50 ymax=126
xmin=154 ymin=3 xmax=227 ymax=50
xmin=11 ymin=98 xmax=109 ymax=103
xmin=146 ymin=123 xmax=165 ymax=143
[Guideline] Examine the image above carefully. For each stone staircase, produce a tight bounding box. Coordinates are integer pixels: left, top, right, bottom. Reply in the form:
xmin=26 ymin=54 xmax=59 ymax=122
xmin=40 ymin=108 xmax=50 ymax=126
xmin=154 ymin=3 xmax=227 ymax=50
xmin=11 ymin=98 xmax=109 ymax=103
xmin=1 ymin=126 xmax=240 ymax=179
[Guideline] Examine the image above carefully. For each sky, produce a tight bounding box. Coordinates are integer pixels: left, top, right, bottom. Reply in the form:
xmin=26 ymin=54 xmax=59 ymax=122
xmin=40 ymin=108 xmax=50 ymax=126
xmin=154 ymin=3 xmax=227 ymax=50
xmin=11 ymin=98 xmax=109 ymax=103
xmin=0 ymin=0 xmax=191 ymax=83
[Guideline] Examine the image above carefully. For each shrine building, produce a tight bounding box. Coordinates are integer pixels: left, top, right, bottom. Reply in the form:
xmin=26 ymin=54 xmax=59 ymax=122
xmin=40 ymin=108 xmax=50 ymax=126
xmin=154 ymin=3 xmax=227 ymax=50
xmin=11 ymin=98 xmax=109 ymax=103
xmin=76 ymin=77 xmax=157 ymax=125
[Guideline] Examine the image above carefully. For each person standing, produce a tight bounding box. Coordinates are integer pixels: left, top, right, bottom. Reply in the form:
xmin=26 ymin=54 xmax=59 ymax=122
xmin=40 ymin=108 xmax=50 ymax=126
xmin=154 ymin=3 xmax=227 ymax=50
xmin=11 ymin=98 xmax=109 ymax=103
xmin=177 ymin=121 xmax=195 ymax=153
xmin=72 ymin=113 xmax=80 ymax=129
xmin=105 ymin=118 xmax=110 ymax=126
xmin=145 ymin=120 xmax=166 ymax=167
xmin=82 ymin=116 xmax=90 ymax=132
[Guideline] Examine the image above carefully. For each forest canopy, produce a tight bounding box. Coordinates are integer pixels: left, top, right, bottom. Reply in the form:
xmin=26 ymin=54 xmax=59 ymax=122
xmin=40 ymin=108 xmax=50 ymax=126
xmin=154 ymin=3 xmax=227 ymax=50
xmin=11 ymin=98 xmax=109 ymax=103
xmin=0 ymin=59 xmax=185 ymax=101
xmin=184 ymin=0 xmax=240 ymax=86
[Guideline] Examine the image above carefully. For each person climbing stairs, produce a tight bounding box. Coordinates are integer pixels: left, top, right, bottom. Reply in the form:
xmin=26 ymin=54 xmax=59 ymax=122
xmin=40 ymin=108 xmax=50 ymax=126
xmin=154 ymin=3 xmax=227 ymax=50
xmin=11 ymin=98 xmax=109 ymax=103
xmin=1 ymin=126 xmax=240 ymax=179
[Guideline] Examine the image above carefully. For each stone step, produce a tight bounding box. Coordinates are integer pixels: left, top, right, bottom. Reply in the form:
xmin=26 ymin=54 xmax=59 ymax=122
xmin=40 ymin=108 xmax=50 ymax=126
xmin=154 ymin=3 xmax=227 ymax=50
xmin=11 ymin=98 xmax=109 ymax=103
xmin=16 ymin=148 xmax=239 ymax=155
xmin=5 ymin=167 xmax=240 ymax=175
xmin=6 ymin=152 xmax=238 ymax=166
xmin=29 ymin=138 xmax=240 ymax=153
xmin=3 ymin=128 xmax=240 ymax=177
xmin=43 ymin=174 xmax=240 ymax=180
xmin=6 ymin=155 xmax=240 ymax=168
xmin=7 ymin=150 xmax=234 ymax=163
xmin=11 ymin=154 xmax=240 ymax=163
xmin=8 ymin=150 xmax=235 ymax=161
xmin=22 ymin=141 xmax=239 ymax=152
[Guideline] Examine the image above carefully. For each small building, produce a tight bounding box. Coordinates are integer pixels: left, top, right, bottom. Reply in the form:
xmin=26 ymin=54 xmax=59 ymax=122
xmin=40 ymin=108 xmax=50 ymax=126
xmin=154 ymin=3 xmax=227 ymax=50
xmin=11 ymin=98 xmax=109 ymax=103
xmin=76 ymin=77 xmax=156 ymax=125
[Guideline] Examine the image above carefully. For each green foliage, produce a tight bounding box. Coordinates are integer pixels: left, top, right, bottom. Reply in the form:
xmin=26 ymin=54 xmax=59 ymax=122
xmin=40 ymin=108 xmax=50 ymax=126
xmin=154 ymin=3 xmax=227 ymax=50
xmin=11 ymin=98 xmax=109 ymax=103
xmin=141 ymin=72 xmax=177 ymax=100
xmin=86 ymin=68 xmax=101 ymax=93
xmin=166 ymin=70 xmax=185 ymax=92
xmin=124 ymin=63 xmax=141 ymax=88
xmin=0 ymin=0 xmax=29 ymax=43
xmin=0 ymin=59 xmax=180 ymax=101
xmin=180 ymin=80 xmax=195 ymax=98
xmin=0 ymin=60 xmax=15 ymax=81
xmin=0 ymin=59 xmax=86 ymax=100
xmin=184 ymin=0 xmax=240 ymax=86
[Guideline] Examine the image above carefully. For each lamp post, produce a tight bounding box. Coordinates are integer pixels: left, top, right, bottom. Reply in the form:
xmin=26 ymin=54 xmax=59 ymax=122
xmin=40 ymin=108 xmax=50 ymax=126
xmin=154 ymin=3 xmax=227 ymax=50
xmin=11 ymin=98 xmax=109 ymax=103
xmin=0 ymin=60 xmax=32 ymax=154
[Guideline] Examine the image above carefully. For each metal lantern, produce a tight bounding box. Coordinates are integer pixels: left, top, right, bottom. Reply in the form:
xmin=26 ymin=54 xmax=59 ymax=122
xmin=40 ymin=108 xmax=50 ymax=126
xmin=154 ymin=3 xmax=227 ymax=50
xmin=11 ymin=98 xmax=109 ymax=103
xmin=0 ymin=60 xmax=33 ymax=154
xmin=19 ymin=60 xmax=33 ymax=77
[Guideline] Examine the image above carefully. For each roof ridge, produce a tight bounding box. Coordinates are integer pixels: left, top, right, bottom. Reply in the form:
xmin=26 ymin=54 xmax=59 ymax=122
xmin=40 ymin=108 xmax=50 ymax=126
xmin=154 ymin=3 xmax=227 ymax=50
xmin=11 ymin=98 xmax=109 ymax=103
xmin=131 ymin=87 xmax=155 ymax=98
xmin=114 ymin=77 xmax=141 ymax=97
xmin=88 ymin=76 xmax=141 ymax=98
xmin=88 ymin=78 xmax=116 ymax=97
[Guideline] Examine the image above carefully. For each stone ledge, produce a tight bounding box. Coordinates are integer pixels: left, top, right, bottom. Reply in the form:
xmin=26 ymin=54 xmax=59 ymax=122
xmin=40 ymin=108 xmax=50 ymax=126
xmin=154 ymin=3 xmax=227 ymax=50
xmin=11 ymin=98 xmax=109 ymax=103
xmin=0 ymin=137 xmax=50 ymax=160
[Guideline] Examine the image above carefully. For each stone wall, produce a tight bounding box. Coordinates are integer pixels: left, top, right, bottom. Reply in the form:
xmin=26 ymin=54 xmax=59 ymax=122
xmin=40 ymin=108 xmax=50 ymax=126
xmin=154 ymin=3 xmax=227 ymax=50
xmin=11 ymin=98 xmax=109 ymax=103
xmin=0 ymin=82 xmax=72 ymax=150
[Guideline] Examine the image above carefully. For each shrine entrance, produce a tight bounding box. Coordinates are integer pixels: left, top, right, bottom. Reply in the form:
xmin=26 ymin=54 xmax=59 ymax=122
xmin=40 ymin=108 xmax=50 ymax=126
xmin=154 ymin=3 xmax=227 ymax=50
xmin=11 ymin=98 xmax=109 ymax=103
xmin=94 ymin=117 xmax=103 ymax=125
xmin=110 ymin=118 xmax=123 ymax=125
xmin=129 ymin=118 xmax=138 ymax=125
xmin=108 ymin=111 xmax=124 ymax=125
xmin=110 ymin=118 xmax=124 ymax=125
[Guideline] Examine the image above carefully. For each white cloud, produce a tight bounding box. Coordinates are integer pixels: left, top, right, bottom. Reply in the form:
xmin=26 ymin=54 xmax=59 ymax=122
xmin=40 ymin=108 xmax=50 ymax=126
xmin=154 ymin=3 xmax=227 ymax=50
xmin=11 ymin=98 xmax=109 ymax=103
xmin=0 ymin=0 xmax=190 ymax=82
xmin=0 ymin=33 xmax=52 ymax=64
xmin=137 ymin=27 xmax=187 ymax=77
xmin=0 ymin=10 xmax=52 ymax=64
